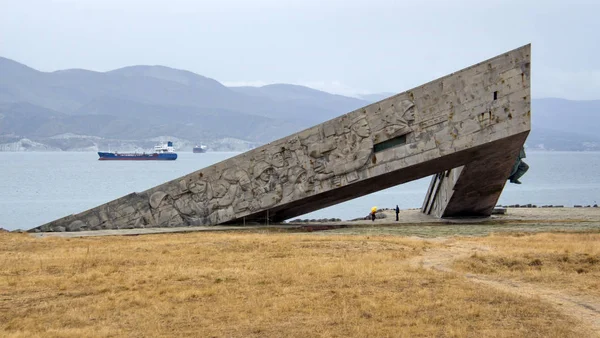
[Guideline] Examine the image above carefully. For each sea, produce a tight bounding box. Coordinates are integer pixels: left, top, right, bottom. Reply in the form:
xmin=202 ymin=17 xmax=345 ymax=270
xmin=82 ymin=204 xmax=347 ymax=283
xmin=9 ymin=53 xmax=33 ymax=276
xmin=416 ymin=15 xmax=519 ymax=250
xmin=1 ymin=151 xmax=599 ymax=231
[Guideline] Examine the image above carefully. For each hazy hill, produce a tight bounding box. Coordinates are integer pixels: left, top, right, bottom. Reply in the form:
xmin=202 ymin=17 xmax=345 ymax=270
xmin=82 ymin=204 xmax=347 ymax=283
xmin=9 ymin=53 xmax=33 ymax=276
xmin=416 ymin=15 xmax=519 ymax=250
xmin=531 ymin=98 xmax=600 ymax=137
xmin=0 ymin=57 xmax=370 ymax=150
xmin=525 ymin=99 xmax=600 ymax=151
xmin=1 ymin=56 xmax=599 ymax=151
xmin=229 ymin=84 xmax=368 ymax=116
xmin=0 ymin=56 xmax=368 ymax=123
xmin=357 ymin=92 xmax=396 ymax=103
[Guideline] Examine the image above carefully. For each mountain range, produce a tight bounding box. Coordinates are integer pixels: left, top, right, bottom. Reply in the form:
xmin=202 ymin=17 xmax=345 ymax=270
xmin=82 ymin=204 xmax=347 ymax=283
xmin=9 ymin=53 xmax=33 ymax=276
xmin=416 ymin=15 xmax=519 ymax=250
xmin=1 ymin=56 xmax=599 ymax=151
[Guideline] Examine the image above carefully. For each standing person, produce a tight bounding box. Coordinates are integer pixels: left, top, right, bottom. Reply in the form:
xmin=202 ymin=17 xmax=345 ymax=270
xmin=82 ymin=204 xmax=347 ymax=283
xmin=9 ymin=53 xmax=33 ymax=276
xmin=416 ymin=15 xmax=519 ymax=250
xmin=395 ymin=205 xmax=400 ymax=221
xmin=370 ymin=206 xmax=377 ymax=222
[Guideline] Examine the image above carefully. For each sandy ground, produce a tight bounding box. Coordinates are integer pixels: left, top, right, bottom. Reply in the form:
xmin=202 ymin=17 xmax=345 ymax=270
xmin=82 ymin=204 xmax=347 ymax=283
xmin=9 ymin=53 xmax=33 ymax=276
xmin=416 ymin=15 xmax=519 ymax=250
xmin=347 ymin=207 xmax=600 ymax=225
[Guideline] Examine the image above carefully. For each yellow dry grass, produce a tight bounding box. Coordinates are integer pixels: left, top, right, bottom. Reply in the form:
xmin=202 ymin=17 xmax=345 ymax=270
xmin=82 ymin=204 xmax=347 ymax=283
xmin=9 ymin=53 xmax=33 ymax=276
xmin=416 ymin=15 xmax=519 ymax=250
xmin=0 ymin=231 xmax=590 ymax=337
xmin=452 ymin=232 xmax=600 ymax=297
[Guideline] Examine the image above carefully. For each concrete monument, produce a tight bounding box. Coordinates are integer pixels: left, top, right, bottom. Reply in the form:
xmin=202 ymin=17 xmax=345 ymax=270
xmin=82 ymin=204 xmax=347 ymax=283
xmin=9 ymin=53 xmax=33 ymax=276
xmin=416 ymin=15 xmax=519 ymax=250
xmin=32 ymin=44 xmax=531 ymax=232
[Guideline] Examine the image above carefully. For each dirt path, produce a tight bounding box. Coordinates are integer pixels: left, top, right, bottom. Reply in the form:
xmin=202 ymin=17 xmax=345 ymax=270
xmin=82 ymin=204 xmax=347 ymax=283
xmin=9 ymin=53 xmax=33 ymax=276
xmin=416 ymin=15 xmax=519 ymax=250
xmin=408 ymin=240 xmax=600 ymax=336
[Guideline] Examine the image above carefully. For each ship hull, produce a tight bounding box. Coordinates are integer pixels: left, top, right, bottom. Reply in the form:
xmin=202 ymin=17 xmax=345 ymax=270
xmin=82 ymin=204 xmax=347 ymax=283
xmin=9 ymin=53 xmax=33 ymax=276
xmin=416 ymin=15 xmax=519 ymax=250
xmin=192 ymin=148 xmax=207 ymax=153
xmin=98 ymin=152 xmax=177 ymax=161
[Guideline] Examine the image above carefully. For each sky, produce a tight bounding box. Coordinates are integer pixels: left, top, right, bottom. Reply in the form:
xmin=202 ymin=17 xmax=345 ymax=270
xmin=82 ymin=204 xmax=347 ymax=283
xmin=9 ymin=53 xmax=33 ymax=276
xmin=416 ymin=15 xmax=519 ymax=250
xmin=1 ymin=0 xmax=599 ymax=99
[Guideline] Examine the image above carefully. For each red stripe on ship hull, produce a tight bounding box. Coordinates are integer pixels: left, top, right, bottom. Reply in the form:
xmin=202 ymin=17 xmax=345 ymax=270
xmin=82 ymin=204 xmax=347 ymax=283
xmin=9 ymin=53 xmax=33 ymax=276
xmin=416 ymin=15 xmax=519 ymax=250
xmin=98 ymin=158 xmax=175 ymax=161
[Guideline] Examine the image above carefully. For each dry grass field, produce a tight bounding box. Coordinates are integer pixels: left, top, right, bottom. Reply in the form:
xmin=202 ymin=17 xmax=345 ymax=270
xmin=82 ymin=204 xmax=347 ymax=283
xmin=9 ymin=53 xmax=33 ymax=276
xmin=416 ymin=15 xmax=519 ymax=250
xmin=1 ymin=230 xmax=598 ymax=337
xmin=452 ymin=232 xmax=600 ymax=297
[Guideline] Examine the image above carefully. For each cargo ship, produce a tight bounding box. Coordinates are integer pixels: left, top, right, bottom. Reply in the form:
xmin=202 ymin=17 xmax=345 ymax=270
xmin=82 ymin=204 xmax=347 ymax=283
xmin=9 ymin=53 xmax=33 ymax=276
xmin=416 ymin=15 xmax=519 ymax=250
xmin=98 ymin=141 xmax=177 ymax=160
xmin=193 ymin=144 xmax=207 ymax=153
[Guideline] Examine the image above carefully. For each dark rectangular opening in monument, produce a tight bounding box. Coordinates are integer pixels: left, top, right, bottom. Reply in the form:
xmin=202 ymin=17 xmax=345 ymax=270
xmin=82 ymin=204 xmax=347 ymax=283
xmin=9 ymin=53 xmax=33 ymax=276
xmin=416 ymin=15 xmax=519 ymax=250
xmin=373 ymin=134 xmax=407 ymax=153
xmin=493 ymin=91 xmax=498 ymax=100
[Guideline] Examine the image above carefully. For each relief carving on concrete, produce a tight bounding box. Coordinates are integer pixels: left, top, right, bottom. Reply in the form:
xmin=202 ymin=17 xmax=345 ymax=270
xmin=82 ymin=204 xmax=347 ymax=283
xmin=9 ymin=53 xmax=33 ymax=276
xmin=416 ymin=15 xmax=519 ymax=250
xmin=38 ymin=97 xmax=423 ymax=231
xmin=308 ymin=114 xmax=374 ymax=186
xmin=167 ymin=179 xmax=208 ymax=225
xmin=220 ymin=168 xmax=253 ymax=214
xmin=149 ymin=191 xmax=184 ymax=227
xmin=283 ymin=166 xmax=313 ymax=200
xmin=250 ymin=161 xmax=283 ymax=210
xmin=33 ymin=45 xmax=531 ymax=233
xmin=372 ymin=98 xmax=417 ymax=142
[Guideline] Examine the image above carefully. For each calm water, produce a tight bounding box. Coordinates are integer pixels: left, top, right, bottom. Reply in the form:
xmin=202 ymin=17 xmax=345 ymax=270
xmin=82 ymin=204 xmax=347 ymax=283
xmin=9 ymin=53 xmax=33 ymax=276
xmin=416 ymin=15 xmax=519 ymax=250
xmin=1 ymin=151 xmax=599 ymax=231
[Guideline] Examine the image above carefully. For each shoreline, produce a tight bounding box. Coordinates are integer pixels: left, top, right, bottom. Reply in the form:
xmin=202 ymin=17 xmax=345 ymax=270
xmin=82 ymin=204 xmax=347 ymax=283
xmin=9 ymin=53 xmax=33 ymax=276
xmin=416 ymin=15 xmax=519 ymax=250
xmin=22 ymin=207 xmax=600 ymax=238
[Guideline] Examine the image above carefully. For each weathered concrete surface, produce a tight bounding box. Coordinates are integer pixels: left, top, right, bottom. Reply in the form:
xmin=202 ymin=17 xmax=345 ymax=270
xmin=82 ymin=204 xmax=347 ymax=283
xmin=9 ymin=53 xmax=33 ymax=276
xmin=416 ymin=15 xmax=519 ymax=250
xmin=423 ymin=142 xmax=525 ymax=218
xmin=421 ymin=133 xmax=527 ymax=218
xmin=31 ymin=44 xmax=531 ymax=232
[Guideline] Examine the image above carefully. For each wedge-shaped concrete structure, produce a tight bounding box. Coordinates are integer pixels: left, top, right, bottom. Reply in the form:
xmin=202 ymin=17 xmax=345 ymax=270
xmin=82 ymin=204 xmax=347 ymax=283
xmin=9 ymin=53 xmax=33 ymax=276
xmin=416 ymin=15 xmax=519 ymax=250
xmin=32 ymin=45 xmax=530 ymax=232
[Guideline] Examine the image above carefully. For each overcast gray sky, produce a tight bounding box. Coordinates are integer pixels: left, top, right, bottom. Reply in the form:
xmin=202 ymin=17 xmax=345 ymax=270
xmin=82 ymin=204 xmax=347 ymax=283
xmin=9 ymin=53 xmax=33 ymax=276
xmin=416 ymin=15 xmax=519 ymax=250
xmin=1 ymin=0 xmax=599 ymax=99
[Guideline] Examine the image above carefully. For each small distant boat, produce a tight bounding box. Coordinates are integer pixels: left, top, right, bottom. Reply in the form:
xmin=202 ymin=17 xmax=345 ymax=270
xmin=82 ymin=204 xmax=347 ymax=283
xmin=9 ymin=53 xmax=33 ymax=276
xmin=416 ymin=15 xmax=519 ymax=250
xmin=193 ymin=144 xmax=208 ymax=153
xmin=98 ymin=141 xmax=178 ymax=161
